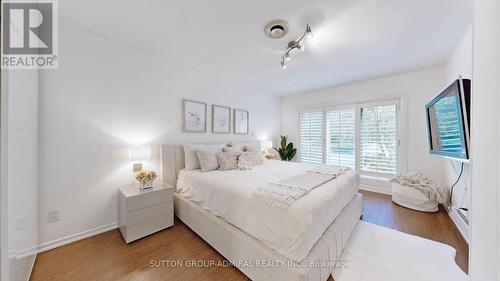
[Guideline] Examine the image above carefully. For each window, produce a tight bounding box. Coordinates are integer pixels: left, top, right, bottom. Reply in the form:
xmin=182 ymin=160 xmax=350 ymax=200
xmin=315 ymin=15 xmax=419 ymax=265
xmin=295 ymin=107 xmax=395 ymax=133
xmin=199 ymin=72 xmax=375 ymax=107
xmin=299 ymin=100 xmax=400 ymax=179
xmin=326 ymin=108 xmax=356 ymax=169
xmin=360 ymin=104 xmax=398 ymax=178
xmin=299 ymin=110 xmax=323 ymax=164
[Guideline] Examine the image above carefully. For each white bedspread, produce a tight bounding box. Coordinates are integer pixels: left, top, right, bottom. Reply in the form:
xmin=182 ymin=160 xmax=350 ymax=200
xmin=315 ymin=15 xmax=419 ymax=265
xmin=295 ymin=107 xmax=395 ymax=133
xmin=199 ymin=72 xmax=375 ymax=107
xmin=176 ymin=160 xmax=359 ymax=262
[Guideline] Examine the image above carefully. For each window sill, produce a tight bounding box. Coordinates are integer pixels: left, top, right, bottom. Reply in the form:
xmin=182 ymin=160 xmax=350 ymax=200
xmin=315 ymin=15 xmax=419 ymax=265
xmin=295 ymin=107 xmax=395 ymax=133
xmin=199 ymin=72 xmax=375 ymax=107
xmin=359 ymin=175 xmax=392 ymax=195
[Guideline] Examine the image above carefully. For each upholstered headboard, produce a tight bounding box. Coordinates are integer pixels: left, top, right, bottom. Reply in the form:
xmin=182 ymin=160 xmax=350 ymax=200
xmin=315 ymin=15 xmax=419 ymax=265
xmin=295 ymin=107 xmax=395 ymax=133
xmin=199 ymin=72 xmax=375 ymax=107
xmin=161 ymin=145 xmax=185 ymax=187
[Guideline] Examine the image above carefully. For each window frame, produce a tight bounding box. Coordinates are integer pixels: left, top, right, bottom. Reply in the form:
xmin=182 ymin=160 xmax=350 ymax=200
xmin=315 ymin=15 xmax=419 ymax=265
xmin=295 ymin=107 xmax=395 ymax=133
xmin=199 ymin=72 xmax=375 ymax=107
xmin=299 ymin=98 xmax=407 ymax=181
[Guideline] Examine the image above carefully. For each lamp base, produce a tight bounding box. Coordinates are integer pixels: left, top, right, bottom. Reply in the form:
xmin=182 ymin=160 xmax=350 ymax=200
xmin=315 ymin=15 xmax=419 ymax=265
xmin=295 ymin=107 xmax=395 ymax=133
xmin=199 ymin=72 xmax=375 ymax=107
xmin=137 ymin=180 xmax=153 ymax=190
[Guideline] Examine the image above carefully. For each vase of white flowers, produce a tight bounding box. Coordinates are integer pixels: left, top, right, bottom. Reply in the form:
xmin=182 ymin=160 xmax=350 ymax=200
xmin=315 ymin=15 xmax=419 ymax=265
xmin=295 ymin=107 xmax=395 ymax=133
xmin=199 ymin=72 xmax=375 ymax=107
xmin=135 ymin=170 xmax=157 ymax=190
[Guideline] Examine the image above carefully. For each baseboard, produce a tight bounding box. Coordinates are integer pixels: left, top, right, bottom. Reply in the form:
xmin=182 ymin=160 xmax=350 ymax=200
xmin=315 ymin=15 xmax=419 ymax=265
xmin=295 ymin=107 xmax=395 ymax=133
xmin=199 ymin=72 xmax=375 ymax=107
xmin=9 ymin=221 xmax=118 ymax=272
xmin=7 ymin=251 xmax=36 ymax=281
xmin=12 ymin=247 xmax=38 ymax=260
xmin=26 ymin=254 xmax=36 ymax=281
xmin=359 ymin=183 xmax=392 ymax=195
xmin=360 ymin=182 xmax=469 ymax=244
xmin=37 ymin=221 xmax=118 ymax=253
xmin=445 ymin=205 xmax=469 ymax=244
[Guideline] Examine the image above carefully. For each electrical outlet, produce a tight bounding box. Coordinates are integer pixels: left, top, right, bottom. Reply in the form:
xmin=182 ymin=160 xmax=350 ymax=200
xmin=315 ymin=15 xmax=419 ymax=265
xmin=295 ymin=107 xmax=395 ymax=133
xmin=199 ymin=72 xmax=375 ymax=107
xmin=48 ymin=209 xmax=60 ymax=223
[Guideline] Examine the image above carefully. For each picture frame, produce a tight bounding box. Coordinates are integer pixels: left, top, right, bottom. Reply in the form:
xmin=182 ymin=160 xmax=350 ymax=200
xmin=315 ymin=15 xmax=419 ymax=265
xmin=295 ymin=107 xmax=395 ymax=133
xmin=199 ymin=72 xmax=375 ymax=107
xmin=182 ymin=99 xmax=207 ymax=133
xmin=234 ymin=108 xmax=249 ymax=134
xmin=212 ymin=105 xmax=231 ymax=134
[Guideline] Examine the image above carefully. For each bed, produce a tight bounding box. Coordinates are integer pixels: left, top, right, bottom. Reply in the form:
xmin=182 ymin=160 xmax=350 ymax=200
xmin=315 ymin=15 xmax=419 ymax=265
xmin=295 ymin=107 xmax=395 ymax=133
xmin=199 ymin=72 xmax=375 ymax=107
xmin=161 ymin=144 xmax=363 ymax=281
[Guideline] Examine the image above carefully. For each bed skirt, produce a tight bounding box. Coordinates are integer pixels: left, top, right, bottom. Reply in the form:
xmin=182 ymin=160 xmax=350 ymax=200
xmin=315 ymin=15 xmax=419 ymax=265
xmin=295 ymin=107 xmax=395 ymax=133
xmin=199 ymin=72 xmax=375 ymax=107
xmin=174 ymin=192 xmax=363 ymax=281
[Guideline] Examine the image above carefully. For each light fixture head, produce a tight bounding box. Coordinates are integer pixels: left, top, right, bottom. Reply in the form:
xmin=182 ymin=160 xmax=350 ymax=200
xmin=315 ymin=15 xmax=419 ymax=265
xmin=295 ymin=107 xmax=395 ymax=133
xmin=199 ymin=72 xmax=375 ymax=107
xmin=306 ymin=25 xmax=313 ymax=38
xmin=279 ymin=24 xmax=312 ymax=69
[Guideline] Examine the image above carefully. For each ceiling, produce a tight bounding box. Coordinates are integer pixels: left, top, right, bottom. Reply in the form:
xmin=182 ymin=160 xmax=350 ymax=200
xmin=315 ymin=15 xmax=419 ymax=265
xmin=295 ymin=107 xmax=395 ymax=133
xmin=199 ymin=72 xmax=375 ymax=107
xmin=59 ymin=0 xmax=472 ymax=96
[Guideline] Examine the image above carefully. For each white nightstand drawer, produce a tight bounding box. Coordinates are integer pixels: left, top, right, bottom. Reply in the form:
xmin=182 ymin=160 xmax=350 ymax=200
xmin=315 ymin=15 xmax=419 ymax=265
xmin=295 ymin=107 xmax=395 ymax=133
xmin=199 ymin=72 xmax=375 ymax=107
xmin=127 ymin=201 xmax=173 ymax=227
xmin=126 ymin=188 xmax=173 ymax=212
xmin=125 ymin=215 xmax=173 ymax=243
xmin=119 ymin=183 xmax=174 ymax=243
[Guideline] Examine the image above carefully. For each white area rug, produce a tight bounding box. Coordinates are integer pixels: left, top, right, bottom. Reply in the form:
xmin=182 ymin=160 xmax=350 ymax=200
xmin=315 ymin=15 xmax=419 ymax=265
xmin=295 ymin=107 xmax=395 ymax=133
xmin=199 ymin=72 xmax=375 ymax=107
xmin=332 ymin=221 xmax=467 ymax=281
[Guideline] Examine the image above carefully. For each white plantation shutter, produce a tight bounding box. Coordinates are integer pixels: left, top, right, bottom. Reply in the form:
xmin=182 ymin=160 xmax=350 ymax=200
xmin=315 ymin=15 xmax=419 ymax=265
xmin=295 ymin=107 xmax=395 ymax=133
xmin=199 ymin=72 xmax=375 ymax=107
xmin=360 ymin=103 xmax=398 ymax=178
xmin=300 ymin=110 xmax=323 ymax=164
xmin=326 ymin=108 xmax=356 ymax=169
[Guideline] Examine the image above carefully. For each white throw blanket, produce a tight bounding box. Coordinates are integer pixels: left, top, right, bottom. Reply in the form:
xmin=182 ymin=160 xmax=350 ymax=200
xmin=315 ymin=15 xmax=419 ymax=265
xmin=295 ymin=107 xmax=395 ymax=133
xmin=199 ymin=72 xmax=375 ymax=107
xmin=254 ymin=165 xmax=349 ymax=210
xmin=307 ymin=165 xmax=351 ymax=176
xmin=390 ymin=172 xmax=449 ymax=204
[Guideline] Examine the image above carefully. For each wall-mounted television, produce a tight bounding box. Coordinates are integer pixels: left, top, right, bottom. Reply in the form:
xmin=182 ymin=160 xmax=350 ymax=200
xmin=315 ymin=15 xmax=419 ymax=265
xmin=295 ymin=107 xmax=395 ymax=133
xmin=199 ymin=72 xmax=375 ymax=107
xmin=425 ymin=78 xmax=471 ymax=161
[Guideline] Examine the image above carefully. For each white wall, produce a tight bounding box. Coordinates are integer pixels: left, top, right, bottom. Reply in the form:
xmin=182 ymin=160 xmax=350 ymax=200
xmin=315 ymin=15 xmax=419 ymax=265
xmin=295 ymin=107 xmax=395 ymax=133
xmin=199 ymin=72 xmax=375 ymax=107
xmin=442 ymin=23 xmax=473 ymax=242
xmin=0 ymin=70 xmax=7 ymax=281
xmin=446 ymin=25 xmax=473 ymax=81
xmin=469 ymin=0 xmax=500 ymax=279
xmin=1 ymin=69 xmax=39 ymax=281
xmin=37 ymin=22 xmax=281 ymax=247
xmin=280 ymin=66 xmax=449 ymax=184
xmin=444 ymin=24 xmax=473 ymax=210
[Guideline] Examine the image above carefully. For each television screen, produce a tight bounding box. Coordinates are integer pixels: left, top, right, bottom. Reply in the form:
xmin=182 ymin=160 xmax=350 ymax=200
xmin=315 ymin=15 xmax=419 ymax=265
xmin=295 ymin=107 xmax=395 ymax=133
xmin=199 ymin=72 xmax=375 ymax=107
xmin=426 ymin=79 xmax=470 ymax=160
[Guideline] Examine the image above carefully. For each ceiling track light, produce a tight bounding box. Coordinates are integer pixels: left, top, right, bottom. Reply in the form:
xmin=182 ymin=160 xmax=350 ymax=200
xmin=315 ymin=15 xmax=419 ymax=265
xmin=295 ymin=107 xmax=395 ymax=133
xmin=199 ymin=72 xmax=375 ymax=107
xmin=281 ymin=24 xmax=313 ymax=69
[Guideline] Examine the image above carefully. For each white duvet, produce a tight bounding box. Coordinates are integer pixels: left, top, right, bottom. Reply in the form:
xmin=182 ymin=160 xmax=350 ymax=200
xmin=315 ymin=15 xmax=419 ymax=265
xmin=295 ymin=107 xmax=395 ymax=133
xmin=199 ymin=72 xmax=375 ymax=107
xmin=176 ymin=160 xmax=359 ymax=262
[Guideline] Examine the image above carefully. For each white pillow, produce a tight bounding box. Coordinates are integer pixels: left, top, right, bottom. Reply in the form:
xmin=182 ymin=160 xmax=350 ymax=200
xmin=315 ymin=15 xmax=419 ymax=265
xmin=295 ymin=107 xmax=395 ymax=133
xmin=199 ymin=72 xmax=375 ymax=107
xmin=241 ymin=142 xmax=261 ymax=152
xmin=183 ymin=144 xmax=224 ymax=170
xmin=230 ymin=142 xmax=261 ymax=151
xmin=195 ymin=149 xmax=219 ymax=172
xmin=240 ymin=143 xmax=264 ymax=165
xmin=226 ymin=142 xmax=244 ymax=150
xmin=223 ymin=146 xmax=243 ymax=153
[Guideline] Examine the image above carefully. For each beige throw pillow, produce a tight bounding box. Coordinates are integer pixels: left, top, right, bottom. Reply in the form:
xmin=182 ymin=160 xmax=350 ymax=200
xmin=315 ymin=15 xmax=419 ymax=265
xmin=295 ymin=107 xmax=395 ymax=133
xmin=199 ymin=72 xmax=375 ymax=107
xmin=216 ymin=152 xmax=240 ymax=171
xmin=237 ymin=152 xmax=254 ymax=170
xmin=194 ymin=149 xmax=219 ymax=172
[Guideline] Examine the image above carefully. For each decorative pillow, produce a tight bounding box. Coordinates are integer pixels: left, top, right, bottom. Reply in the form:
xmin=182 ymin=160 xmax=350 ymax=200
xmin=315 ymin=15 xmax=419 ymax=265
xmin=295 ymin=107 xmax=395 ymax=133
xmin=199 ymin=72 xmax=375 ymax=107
xmin=241 ymin=143 xmax=261 ymax=152
xmin=223 ymin=146 xmax=243 ymax=153
xmin=242 ymin=143 xmax=264 ymax=165
xmin=195 ymin=149 xmax=220 ymax=172
xmin=216 ymin=152 xmax=240 ymax=171
xmin=184 ymin=144 xmax=224 ymax=170
xmin=226 ymin=142 xmax=244 ymax=150
xmin=237 ymin=152 xmax=254 ymax=170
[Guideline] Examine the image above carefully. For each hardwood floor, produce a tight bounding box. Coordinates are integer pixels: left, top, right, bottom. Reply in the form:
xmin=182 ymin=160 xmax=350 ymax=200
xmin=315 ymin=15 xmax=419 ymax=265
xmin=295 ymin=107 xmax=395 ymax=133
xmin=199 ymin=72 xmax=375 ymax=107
xmin=30 ymin=191 xmax=468 ymax=281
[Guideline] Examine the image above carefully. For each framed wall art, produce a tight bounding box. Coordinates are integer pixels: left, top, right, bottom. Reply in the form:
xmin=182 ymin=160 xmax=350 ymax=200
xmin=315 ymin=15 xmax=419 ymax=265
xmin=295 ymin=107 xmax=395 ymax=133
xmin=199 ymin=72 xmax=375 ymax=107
xmin=183 ymin=99 xmax=207 ymax=133
xmin=212 ymin=105 xmax=231 ymax=133
xmin=234 ymin=109 xmax=249 ymax=134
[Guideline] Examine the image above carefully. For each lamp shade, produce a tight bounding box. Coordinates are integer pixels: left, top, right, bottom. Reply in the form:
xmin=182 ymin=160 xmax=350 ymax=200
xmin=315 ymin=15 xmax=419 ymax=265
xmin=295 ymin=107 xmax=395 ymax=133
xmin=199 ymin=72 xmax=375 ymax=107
xmin=260 ymin=140 xmax=273 ymax=151
xmin=129 ymin=146 xmax=151 ymax=161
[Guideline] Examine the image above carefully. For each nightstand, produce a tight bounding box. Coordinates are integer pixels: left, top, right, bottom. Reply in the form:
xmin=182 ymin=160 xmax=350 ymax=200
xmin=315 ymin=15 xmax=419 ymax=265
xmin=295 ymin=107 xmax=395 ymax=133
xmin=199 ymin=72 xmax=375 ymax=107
xmin=118 ymin=184 xmax=174 ymax=243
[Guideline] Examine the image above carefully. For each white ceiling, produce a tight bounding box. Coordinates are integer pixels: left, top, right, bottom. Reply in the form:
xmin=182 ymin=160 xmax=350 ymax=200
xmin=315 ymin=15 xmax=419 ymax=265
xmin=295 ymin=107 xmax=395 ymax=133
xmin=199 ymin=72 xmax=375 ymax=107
xmin=59 ymin=0 xmax=472 ymax=96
